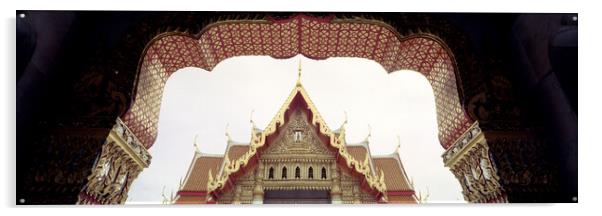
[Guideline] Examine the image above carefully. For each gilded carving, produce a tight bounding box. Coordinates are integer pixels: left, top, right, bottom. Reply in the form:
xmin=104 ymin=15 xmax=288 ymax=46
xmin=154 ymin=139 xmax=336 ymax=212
xmin=77 ymin=118 xmax=150 ymax=204
xmin=207 ymin=84 xmax=387 ymax=200
xmin=443 ymin=121 xmax=506 ymax=203
xmin=264 ymin=110 xmax=331 ymax=156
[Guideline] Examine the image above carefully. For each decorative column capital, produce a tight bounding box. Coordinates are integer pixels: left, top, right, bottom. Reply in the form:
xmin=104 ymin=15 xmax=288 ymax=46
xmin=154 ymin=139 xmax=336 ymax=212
xmin=442 ymin=121 xmax=507 ymax=203
xmin=442 ymin=121 xmax=481 ymax=167
xmin=77 ymin=118 xmax=151 ymax=204
xmin=112 ymin=118 xmax=152 ymax=168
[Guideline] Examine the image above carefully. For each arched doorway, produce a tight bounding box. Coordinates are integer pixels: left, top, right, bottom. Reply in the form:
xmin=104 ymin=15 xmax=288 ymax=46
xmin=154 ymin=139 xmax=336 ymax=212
xmin=76 ymin=13 xmax=506 ymax=204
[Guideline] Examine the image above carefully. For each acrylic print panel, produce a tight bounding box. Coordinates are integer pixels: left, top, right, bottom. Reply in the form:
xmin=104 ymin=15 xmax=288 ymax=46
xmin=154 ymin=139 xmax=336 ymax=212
xmin=16 ymin=11 xmax=577 ymax=205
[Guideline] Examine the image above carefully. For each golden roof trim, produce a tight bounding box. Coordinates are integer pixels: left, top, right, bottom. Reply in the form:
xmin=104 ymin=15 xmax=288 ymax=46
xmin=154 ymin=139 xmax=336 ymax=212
xmin=179 ymin=152 xmax=199 ymax=193
xmin=346 ymin=141 xmax=377 ymax=176
xmin=206 ymin=80 xmax=387 ymax=198
xmin=373 ymin=152 xmax=415 ymax=191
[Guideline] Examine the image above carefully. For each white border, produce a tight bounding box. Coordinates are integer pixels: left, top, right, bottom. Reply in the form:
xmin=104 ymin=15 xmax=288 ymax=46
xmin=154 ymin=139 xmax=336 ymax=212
xmin=3 ymin=1 xmax=598 ymax=216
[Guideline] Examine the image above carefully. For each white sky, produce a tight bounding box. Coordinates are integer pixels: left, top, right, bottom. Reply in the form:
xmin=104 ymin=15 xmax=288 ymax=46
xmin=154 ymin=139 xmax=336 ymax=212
xmin=126 ymin=55 xmax=464 ymax=204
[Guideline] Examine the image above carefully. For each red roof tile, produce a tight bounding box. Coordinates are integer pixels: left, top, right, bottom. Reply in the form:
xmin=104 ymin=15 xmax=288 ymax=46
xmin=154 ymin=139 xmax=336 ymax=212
xmin=373 ymin=156 xmax=414 ymax=191
xmin=180 ymin=155 xmax=223 ymax=192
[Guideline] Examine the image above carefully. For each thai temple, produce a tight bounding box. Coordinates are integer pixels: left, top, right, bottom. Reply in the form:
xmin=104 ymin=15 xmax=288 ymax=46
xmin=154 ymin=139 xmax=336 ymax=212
xmin=174 ymin=63 xmax=417 ymax=204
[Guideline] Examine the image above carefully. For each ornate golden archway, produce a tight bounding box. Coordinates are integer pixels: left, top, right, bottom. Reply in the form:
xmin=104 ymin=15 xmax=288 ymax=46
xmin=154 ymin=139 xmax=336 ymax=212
xmin=77 ymin=13 xmax=505 ymax=204
xmin=125 ymin=14 xmax=471 ymax=150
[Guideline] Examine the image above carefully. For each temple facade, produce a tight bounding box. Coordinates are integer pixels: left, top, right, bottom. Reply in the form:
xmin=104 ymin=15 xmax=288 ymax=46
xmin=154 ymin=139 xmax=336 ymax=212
xmin=18 ymin=12 xmax=577 ymax=204
xmin=174 ymin=68 xmax=417 ymax=204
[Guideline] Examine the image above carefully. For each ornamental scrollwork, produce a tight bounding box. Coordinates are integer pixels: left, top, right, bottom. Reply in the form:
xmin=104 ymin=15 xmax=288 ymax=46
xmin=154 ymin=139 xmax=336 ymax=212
xmin=206 ymin=86 xmax=388 ymax=200
xmin=77 ymin=118 xmax=150 ymax=204
xmin=77 ymin=139 xmax=141 ymax=204
xmin=443 ymin=121 xmax=506 ymax=203
xmin=264 ymin=110 xmax=331 ymax=156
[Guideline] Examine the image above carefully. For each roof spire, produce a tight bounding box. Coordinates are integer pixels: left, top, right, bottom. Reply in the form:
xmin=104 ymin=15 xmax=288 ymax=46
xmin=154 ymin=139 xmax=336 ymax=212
xmin=225 ymin=123 xmax=232 ymax=141
xmin=364 ymin=124 xmax=372 ymax=143
xmin=161 ymin=186 xmax=166 ymax=204
xmin=249 ymin=109 xmax=256 ymax=126
xmin=250 ymin=109 xmax=262 ymax=135
xmin=395 ymin=134 xmax=401 ymax=154
xmin=417 ymin=187 xmax=430 ymax=203
xmin=193 ymin=134 xmax=201 ymax=153
xmin=296 ymin=58 xmax=302 ymax=86
xmin=178 ymin=177 xmax=183 ymax=190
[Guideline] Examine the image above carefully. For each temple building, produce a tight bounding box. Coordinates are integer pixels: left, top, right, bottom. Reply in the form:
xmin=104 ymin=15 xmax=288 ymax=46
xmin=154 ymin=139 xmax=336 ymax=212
xmin=17 ymin=12 xmax=578 ymax=204
xmin=174 ymin=65 xmax=417 ymax=204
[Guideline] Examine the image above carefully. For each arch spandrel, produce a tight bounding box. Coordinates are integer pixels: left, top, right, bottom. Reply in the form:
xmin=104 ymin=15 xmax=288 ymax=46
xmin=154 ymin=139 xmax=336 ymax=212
xmin=122 ymin=14 xmax=473 ymax=149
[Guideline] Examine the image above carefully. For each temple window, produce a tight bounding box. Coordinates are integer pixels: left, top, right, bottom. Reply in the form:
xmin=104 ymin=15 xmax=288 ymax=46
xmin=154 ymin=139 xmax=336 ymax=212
xmin=308 ymin=167 xmax=314 ymax=179
xmin=321 ymin=167 xmax=327 ymax=179
xmin=268 ymin=167 xmax=274 ymax=179
xmin=282 ymin=167 xmax=287 ymax=179
xmin=295 ymin=167 xmax=301 ymax=179
xmin=293 ymin=130 xmax=303 ymax=143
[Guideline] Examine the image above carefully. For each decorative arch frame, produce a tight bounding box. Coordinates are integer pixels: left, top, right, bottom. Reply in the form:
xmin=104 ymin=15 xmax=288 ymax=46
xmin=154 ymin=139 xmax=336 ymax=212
xmin=77 ymin=12 xmax=513 ymax=204
xmin=121 ymin=13 xmax=474 ymax=150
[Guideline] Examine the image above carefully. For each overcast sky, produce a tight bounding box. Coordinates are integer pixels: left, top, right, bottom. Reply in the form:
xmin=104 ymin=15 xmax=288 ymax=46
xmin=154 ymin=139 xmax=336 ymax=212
xmin=126 ymin=55 xmax=464 ymax=204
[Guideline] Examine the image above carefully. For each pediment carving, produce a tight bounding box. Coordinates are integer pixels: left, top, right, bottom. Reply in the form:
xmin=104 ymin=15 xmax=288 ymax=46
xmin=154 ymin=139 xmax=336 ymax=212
xmin=263 ymin=109 xmax=332 ymax=157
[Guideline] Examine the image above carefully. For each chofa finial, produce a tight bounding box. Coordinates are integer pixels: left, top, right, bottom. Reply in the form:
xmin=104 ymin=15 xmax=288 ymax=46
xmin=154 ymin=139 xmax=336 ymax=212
xmin=363 ymin=124 xmax=372 ymax=143
xmin=395 ymin=135 xmax=401 ymax=154
xmin=296 ymin=58 xmax=302 ymax=86
xmin=193 ymin=134 xmax=200 ymax=153
xmin=225 ymin=123 xmax=231 ymax=141
xmin=161 ymin=185 xmax=168 ymax=204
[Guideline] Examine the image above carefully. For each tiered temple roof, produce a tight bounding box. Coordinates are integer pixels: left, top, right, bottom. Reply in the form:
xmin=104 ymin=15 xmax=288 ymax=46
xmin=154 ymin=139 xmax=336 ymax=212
xmin=175 ymin=66 xmax=417 ymax=204
xmin=177 ymin=141 xmax=417 ymax=204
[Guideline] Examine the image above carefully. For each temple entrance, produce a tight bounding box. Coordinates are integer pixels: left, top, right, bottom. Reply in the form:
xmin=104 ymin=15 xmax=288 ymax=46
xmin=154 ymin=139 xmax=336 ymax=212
xmin=16 ymin=12 xmax=578 ymax=204
xmin=263 ymin=190 xmax=331 ymax=204
xmin=78 ymin=14 xmax=493 ymax=204
xmin=58 ymin=12 xmax=572 ymax=204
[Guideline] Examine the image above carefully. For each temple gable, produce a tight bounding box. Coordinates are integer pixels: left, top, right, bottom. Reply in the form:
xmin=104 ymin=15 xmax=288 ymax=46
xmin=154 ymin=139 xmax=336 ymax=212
xmin=263 ymin=109 xmax=332 ymax=158
xmin=176 ymin=67 xmax=415 ymax=204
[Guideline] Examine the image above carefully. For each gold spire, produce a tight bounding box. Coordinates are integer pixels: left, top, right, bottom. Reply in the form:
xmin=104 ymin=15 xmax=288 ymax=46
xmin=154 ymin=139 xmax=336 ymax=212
xmin=193 ymin=134 xmax=201 ymax=153
xmin=417 ymin=187 xmax=430 ymax=203
xmin=225 ymin=123 xmax=232 ymax=141
xmin=296 ymin=59 xmax=302 ymax=86
xmin=363 ymin=124 xmax=372 ymax=143
xmin=161 ymin=185 xmax=175 ymax=204
xmin=335 ymin=111 xmax=348 ymax=136
xmin=395 ymin=135 xmax=401 ymax=154
xmin=249 ymin=109 xmax=256 ymax=126
xmin=178 ymin=177 xmax=183 ymax=190
xmin=161 ymin=186 xmax=168 ymax=204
